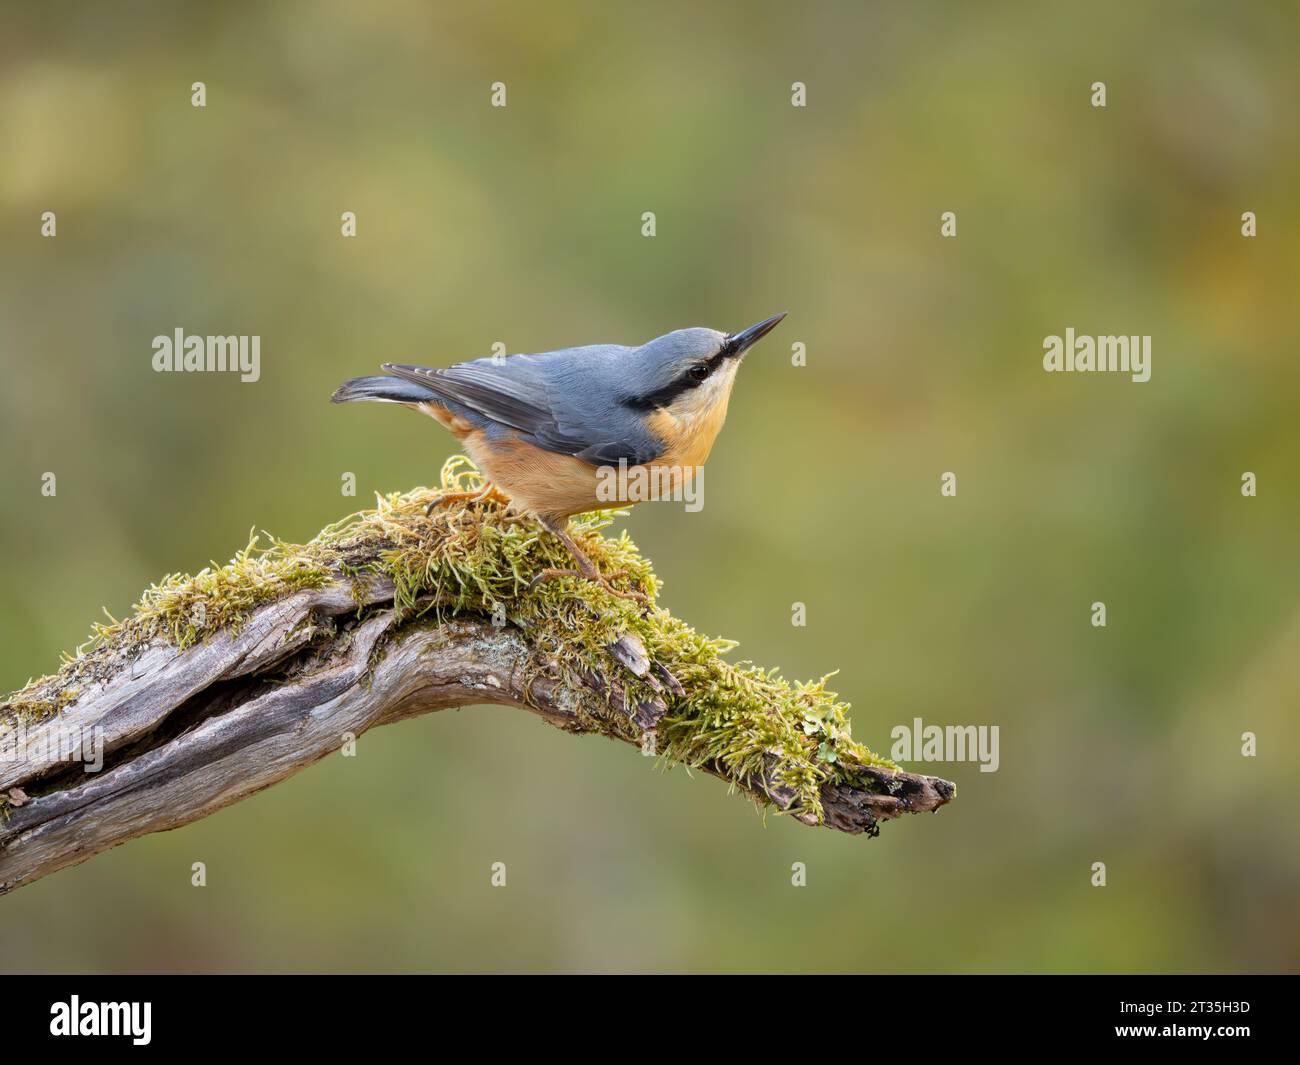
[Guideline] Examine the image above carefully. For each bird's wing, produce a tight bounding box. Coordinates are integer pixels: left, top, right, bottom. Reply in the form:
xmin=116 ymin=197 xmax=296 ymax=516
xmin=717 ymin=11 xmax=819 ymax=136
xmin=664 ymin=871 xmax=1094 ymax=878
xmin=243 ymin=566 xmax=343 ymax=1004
xmin=382 ymin=354 xmax=664 ymax=467
xmin=383 ymin=361 xmax=551 ymax=437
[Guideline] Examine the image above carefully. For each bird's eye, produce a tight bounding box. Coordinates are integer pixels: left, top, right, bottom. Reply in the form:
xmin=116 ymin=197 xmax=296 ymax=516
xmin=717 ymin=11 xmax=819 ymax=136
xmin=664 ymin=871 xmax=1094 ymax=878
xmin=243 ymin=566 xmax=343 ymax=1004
xmin=688 ymin=363 xmax=711 ymax=382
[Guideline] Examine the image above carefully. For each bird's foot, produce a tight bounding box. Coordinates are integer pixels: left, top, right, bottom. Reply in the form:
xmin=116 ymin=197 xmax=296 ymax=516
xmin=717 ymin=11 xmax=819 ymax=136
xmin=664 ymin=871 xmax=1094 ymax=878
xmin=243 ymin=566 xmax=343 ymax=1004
xmin=528 ymin=567 xmax=649 ymax=605
xmin=424 ymin=484 xmax=509 ymax=517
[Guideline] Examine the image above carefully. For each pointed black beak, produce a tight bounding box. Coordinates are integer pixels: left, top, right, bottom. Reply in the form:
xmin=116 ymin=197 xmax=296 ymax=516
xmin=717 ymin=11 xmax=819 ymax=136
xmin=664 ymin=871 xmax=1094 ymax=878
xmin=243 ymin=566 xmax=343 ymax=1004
xmin=725 ymin=312 xmax=787 ymax=358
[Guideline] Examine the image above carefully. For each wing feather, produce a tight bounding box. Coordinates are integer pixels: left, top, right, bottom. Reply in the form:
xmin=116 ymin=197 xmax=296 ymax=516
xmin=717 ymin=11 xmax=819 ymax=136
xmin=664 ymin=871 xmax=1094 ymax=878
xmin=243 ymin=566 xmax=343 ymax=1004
xmin=381 ymin=357 xmax=663 ymax=466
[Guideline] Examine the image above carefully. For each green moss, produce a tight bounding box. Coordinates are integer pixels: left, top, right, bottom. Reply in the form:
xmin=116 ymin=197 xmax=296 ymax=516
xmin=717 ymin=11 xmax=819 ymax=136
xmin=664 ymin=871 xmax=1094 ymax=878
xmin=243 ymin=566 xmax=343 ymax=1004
xmin=0 ymin=455 xmax=897 ymax=825
xmin=1 ymin=686 xmax=79 ymax=730
xmin=96 ymin=532 xmax=332 ymax=651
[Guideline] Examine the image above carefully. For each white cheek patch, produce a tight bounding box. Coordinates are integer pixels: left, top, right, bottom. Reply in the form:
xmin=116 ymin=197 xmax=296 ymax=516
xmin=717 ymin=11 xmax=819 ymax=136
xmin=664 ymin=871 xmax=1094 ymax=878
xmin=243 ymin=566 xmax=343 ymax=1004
xmin=674 ymin=363 xmax=737 ymax=422
xmin=705 ymin=362 xmax=740 ymax=401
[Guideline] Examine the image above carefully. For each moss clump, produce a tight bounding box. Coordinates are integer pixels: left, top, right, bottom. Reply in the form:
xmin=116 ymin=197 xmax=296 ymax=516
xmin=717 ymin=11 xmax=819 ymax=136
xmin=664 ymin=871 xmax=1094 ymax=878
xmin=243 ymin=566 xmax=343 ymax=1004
xmin=0 ymin=456 xmax=897 ymax=825
xmin=97 ymin=533 xmax=333 ymax=651
xmin=1 ymin=686 xmax=80 ymax=730
xmin=0 ymin=532 xmax=333 ymax=741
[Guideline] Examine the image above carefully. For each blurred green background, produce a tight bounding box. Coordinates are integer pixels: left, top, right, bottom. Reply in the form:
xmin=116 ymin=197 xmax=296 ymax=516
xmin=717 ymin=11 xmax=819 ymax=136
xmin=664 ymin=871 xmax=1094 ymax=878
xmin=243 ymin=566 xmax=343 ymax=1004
xmin=2 ymin=0 xmax=1298 ymax=973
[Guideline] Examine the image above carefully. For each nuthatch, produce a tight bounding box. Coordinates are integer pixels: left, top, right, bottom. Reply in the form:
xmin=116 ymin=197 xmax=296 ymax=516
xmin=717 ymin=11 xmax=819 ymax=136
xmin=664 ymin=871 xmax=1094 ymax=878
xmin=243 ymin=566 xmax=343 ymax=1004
xmin=331 ymin=313 xmax=786 ymax=598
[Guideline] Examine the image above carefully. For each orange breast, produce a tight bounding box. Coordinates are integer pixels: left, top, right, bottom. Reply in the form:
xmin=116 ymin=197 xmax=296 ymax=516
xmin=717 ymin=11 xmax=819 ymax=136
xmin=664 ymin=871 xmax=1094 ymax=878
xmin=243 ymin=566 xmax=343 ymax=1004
xmin=648 ymin=389 xmax=731 ymax=469
xmin=464 ymin=432 xmax=604 ymax=523
xmin=416 ymin=397 xmax=728 ymax=524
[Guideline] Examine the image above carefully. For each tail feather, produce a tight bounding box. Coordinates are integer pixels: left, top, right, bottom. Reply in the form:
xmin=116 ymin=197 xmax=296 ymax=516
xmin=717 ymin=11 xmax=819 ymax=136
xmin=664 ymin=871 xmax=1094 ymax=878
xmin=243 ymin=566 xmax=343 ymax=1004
xmin=331 ymin=374 xmax=438 ymax=405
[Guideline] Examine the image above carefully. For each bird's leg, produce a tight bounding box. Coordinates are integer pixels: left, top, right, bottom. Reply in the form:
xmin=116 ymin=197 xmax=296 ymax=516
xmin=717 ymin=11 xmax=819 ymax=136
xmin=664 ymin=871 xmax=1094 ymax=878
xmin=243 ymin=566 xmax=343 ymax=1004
xmin=530 ymin=519 xmax=647 ymax=605
xmin=424 ymin=482 xmax=509 ymax=517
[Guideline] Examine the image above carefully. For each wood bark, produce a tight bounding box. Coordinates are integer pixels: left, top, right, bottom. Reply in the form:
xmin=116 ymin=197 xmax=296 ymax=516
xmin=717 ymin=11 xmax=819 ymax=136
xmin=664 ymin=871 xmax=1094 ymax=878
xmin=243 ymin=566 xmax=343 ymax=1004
xmin=0 ymin=570 xmax=954 ymax=895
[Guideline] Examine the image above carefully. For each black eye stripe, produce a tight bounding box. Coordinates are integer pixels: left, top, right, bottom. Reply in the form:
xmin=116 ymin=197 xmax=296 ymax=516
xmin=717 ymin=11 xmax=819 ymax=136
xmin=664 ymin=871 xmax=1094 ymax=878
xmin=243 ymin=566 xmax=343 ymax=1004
xmin=696 ymin=349 xmax=730 ymax=376
xmin=618 ymin=346 xmax=730 ymax=411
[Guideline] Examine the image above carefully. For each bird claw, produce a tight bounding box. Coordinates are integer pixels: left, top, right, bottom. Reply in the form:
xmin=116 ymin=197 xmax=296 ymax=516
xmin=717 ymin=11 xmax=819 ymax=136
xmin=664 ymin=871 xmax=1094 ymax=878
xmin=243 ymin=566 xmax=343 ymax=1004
xmin=528 ymin=567 xmax=649 ymax=605
xmin=423 ymin=485 xmax=509 ymax=517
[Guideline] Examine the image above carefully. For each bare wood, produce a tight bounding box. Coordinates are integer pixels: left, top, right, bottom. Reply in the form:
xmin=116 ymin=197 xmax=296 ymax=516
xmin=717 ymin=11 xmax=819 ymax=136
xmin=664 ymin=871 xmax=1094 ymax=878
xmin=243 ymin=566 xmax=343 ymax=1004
xmin=0 ymin=568 xmax=954 ymax=895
